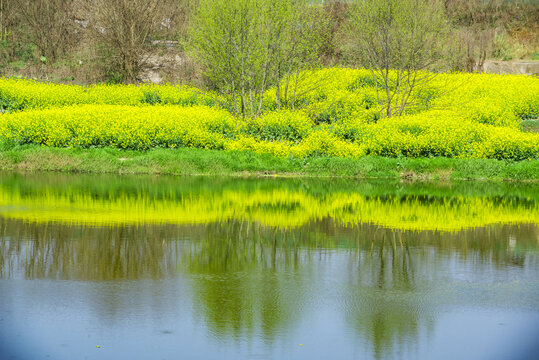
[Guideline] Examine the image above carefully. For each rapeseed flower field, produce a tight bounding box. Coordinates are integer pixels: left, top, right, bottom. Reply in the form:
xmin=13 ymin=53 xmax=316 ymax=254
xmin=1 ymin=68 xmax=538 ymax=161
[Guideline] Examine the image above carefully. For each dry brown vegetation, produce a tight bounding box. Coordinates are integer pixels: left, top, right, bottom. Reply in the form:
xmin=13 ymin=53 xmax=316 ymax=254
xmin=0 ymin=0 xmax=537 ymax=84
xmin=444 ymin=0 xmax=539 ymax=71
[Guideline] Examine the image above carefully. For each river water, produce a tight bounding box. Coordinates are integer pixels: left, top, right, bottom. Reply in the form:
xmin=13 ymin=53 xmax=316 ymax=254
xmin=0 ymin=173 xmax=538 ymax=360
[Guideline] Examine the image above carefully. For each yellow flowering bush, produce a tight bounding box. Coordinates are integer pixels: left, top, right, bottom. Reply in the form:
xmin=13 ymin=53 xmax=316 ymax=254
xmin=291 ymin=130 xmax=365 ymax=158
xmin=0 ymin=105 xmax=237 ymax=150
xmin=1 ymin=102 xmax=538 ymax=159
xmin=358 ymin=114 xmax=539 ymax=160
xmin=279 ymin=68 xmax=539 ymax=127
xmin=241 ymin=110 xmax=313 ymax=142
xmin=0 ymin=78 xmax=220 ymax=111
xmin=1 ymin=68 xmax=538 ymax=160
xmin=139 ymin=84 xmax=219 ymax=106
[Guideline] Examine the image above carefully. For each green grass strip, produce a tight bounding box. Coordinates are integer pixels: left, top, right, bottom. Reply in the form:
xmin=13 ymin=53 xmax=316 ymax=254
xmin=0 ymin=144 xmax=538 ymax=181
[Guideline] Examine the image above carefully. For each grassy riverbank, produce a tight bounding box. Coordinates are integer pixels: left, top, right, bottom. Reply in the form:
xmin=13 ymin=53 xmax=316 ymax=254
xmin=1 ymin=68 xmax=538 ymax=181
xmin=1 ymin=144 xmax=537 ymax=181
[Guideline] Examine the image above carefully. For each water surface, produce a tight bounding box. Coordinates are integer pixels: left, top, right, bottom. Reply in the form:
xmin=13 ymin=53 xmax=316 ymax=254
xmin=0 ymin=173 xmax=538 ymax=360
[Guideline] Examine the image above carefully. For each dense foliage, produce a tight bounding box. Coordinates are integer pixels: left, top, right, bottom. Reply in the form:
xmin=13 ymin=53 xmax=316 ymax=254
xmin=1 ymin=68 xmax=538 ymax=161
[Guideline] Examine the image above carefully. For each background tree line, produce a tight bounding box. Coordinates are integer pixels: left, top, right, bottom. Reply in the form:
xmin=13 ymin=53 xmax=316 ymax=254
xmin=0 ymin=0 xmax=188 ymax=83
xmin=0 ymin=0 xmax=537 ymax=114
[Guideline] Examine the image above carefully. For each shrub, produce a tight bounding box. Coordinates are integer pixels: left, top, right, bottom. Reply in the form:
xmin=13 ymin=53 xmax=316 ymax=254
xmin=0 ymin=78 xmax=220 ymax=111
xmin=0 ymin=105 xmax=237 ymax=150
xmin=241 ymin=111 xmax=313 ymax=142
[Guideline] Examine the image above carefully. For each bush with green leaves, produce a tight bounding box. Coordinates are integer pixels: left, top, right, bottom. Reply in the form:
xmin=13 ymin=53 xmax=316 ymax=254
xmin=188 ymin=0 xmax=328 ymax=116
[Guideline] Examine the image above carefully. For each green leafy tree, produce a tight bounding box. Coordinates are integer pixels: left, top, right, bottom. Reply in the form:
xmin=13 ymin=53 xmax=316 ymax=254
xmin=188 ymin=0 xmax=325 ymax=116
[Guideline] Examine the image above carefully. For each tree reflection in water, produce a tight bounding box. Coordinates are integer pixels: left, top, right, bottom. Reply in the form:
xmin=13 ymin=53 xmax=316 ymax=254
xmin=0 ymin=171 xmax=538 ymax=358
xmin=0 ymin=219 xmax=183 ymax=280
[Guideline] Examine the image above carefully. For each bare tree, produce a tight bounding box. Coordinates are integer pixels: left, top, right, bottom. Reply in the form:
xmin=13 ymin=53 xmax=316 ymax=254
xmin=14 ymin=0 xmax=75 ymax=63
xmin=0 ymin=0 xmax=16 ymax=65
xmin=274 ymin=4 xmax=329 ymax=110
xmin=347 ymin=0 xmax=449 ymax=117
xmin=0 ymin=0 xmax=8 ymax=39
xmin=87 ymin=0 xmax=169 ymax=83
